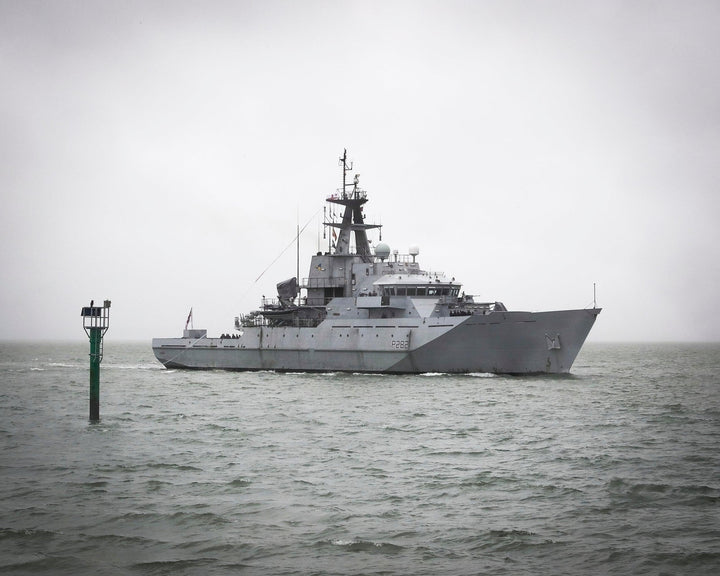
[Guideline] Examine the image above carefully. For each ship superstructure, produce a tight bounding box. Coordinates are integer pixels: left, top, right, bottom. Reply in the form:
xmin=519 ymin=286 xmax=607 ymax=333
xmin=152 ymin=151 xmax=600 ymax=374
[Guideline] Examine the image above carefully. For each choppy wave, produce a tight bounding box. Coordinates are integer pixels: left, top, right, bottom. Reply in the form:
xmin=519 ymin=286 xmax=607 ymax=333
xmin=0 ymin=342 xmax=719 ymax=575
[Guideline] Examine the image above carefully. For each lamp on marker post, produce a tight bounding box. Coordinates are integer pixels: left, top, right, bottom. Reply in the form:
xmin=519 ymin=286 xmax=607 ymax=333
xmin=81 ymin=300 xmax=111 ymax=421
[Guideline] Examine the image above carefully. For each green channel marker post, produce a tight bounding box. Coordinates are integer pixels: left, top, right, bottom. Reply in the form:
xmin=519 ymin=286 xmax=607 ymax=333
xmin=81 ymin=300 xmax=111 ymax=421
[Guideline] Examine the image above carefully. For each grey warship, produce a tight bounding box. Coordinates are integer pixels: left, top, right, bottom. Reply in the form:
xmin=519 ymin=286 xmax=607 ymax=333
xmin=152 ymin=151 xmax=601 ymax=374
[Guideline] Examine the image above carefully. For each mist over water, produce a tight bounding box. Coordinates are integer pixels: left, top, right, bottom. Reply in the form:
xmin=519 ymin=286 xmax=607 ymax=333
xmin=1 ymin=342 xmax=719 ymax=575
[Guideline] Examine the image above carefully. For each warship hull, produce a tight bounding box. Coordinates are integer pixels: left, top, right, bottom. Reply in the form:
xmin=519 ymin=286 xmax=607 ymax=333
xmin=152 ymin=307 xmax=600 ymax=374
xmin=152 ymin=150 xmax=601 ymax=374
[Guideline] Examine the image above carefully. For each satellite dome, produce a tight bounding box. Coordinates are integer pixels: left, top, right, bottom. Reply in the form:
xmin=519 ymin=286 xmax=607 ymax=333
xmin=374 ymin=242 xmax=391 ymax=261
xmin=409 ymin=245 xmax=420 ymax=262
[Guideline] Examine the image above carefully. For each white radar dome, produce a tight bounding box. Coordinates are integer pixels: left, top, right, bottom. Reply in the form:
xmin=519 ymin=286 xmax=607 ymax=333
xmin=374 ymin=242 xmax=391 ymax=261
xmin=409 ymin=245 xmax=420 ymax=262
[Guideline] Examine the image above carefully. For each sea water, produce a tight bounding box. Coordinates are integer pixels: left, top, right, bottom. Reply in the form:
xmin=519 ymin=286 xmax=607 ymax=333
xmin=1 ymin=341 xmax=718 ymax=575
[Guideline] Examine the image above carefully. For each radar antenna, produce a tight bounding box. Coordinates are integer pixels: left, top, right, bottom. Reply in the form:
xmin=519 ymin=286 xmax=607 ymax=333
xmin=325 ymin=150 xmax=382 ymax=262
xmin=339 ymin=148 xmax=353 ymax=199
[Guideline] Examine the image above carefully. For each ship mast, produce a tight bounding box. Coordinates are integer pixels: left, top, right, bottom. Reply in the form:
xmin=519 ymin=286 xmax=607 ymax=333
xmin=325 ymin=149 xmax=381 ymax=263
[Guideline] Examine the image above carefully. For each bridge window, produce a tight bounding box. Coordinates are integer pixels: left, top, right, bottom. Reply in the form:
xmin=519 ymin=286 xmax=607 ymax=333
xmin=382 ymin=284 xmax=460 ymax=297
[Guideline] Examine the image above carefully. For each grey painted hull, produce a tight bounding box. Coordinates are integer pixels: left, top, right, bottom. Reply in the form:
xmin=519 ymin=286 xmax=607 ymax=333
xmin=152 ymin=308 xmax=600 ymax=374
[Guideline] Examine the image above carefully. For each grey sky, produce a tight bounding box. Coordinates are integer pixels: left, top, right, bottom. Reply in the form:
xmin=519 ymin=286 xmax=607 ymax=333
xmin=2 ymin=0 xmax=719 ymax=342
